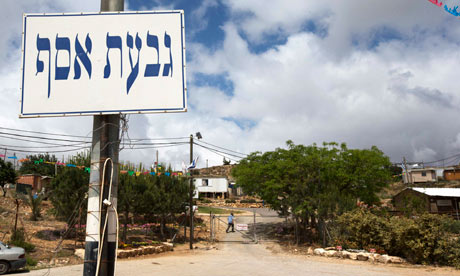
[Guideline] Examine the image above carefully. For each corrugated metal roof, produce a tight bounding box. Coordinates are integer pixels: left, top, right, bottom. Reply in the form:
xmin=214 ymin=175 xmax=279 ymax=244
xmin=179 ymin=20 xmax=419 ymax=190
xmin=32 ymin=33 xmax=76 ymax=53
xmin=411 ymin=187 xmax=460 ymax=197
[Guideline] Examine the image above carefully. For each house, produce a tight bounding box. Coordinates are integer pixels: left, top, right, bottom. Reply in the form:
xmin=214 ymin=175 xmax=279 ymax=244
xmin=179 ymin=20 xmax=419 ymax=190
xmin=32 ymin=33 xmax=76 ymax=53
xmin=193 ymin=177 xmax=229 ymax=199
xmin=404 ymin=168 xmax=437 ymax=184
xmin=16 ymin=174 xmax=52 ymax=194
xmin=192 ymin=165 xmax=241 ymax=198
xmin=393 ymin=187 xmax=460 ymax=219
xmin=443 ymin=166 xmax=460 ymax=181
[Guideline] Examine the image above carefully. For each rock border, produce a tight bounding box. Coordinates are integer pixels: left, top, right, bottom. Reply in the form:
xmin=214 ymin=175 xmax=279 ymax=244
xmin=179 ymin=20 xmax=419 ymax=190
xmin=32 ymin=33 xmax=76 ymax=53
xmin=74 ymin=242 xmax=173 ymax=260
xmin=311 ymin=248 xmax=405 ymax=264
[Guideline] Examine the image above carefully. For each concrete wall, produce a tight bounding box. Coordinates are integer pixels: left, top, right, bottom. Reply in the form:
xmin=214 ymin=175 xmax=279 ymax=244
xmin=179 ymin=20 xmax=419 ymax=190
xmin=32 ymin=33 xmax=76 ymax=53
xmin=410 ymin=170 xmax=436 ymax=183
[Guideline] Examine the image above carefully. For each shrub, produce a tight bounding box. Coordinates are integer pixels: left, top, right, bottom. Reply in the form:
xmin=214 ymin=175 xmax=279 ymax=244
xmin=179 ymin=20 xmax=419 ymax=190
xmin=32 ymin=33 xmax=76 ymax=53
xmin=201 ymin=199 xmax=212 ymax=204
xmin=225 ymin=199 xmax=236 ymax=203
xmin=332 ymin=209 xmax=460 ymax=267
xmin=26 ymin=256 xmax=37 ymax=267
xmin=9 ymin=228 xmax=35 ymax=253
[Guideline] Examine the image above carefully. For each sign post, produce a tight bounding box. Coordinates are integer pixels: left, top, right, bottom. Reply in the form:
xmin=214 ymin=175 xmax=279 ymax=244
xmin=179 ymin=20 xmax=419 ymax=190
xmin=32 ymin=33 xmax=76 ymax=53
xmin=20 ymin=1 xmax=187 ymax=275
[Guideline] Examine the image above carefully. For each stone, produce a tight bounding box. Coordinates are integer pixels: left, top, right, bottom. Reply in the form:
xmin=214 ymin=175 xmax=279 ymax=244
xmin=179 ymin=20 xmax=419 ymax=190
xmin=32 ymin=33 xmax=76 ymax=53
xmin=341 ymin=251 xmax=351 ymax=259
xmin=313 ymin=248 xmax=326 ymax=256
xmin=356 ymin=253 xmax=369 ymax=261
xmin=348 ymin=252 xmax=358 ymax=260
xmin=368 ymin=253 xmax=380 ymax=263
xmin=162 ymin=242 xmax=173 ymax=251
xmin=74 ymin=248 xmax=85 ymax=259
xmin=325 ymin=250 xmax=340 ymax=258
xmin=377 ymin=254 xmax=391 ymax=264
xmin=389 ymin=256 xmax=405 ymax=264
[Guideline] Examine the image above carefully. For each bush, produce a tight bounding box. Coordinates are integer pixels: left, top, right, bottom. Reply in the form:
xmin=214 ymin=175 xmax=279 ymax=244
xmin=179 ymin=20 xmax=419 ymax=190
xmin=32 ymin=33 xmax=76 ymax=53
xmin=332 ymin=209 xmax=460 ymax=267
xmin=26 ymin=256 xmax=37 ymax=267
xmin=225 ymin=199 xmax=236 ymax=203
xmin=9 ymin=228 xmax=35 ymax=253
xmin=201 ymin=199 xmax=212 ymax=204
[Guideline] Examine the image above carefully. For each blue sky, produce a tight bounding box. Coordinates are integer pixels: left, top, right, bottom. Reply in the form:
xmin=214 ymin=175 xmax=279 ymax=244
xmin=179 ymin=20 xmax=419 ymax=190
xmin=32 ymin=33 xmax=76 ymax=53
xmin=2 ymin=0 xmax=460 ymax=169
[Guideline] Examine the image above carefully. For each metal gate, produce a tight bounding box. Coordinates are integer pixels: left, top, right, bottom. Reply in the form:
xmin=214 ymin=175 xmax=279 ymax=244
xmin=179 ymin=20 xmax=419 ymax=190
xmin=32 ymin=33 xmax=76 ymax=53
xmin=208 ymin=209 xmax=287 ymax=244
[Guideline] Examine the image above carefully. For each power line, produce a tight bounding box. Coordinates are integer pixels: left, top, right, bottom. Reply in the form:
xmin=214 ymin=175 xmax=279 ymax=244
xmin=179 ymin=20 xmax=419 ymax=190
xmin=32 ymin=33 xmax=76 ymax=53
xmin=0 ymin=145 xmax=90 ymax=154
xmin=0 ymin=134 xmax=91 ymax=146
xmin=0 ymin=126 xmax=92 ymax=139
xmin=197 ymin=139 xmax=248 ymax=157
xmin=0 ymin=131 xmax=89 ymax=143
xmin=0 ymin=126 xmax=189 ymax=142
xmin=193 ymin=142 xmax=242 ymax=162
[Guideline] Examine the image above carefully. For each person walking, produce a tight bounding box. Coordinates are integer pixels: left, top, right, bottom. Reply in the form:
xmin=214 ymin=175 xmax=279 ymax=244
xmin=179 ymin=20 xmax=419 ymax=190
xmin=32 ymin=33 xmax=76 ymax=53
xmin=226 ymin=213 xmax=235 ymax=233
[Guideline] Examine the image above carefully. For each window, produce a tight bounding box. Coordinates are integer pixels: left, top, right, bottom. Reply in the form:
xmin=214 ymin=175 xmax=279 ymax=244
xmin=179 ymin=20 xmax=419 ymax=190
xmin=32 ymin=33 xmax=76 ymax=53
xmin=202 ymin=179 xmax=209 ymax=186
xmin=421 ymin=171 xmax=426 ymax=177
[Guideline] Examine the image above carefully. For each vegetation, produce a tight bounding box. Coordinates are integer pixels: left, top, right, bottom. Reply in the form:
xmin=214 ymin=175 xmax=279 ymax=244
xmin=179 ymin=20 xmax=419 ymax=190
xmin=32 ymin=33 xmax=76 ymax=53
xmin=9 ymin=228 xmax=35 ymax=253
xmin=332 ymin=209 xmax=460 ymax=268
xmin=49 ymin=167 xmax=89 ymax=220
xmin=232 ymin=141 xmax=392 ymax=244
xmin=117 ymin=170 xmax=189 ymax=242
xmin=0 ymin=159 xmax=17 ymax=197
xmin=19 ymin=153 xmax=58 ymax=176
xmin=20 ymin=191 xmax=43 ymax=221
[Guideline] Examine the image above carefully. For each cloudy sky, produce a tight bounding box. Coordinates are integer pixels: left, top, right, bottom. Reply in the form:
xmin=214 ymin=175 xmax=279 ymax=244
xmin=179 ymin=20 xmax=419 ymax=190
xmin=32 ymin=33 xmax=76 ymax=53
xmin=1 ymin=0 xmax=460 ymax=169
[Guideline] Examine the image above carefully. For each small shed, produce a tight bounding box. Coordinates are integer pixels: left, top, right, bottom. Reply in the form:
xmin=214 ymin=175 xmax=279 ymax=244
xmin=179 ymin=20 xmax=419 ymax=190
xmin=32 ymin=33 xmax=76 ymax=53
xmin=443 ymin=166 xmax=460 ymax=181
xmin=16 ymin=174 xmax=52 ymax=194
xmin=393 ymin=187 xmax=460 ymax=219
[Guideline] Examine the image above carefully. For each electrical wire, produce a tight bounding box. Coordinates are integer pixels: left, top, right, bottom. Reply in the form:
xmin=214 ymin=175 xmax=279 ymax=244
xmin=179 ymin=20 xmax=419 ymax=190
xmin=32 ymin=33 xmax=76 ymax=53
xmin=0 ymin=126 xmax=92 ymax=139
xmin=193 ymin=142 xmax=241 ymax=162
xmin=0 ymin=145 xmax=90 ymax=153
xmin=197 ymin=139 xmax=248 ymax=157
xmin=194 ymin=141 xmax=246 ymax=159
xmin=96 ymin=158 xmax=119 ymax=276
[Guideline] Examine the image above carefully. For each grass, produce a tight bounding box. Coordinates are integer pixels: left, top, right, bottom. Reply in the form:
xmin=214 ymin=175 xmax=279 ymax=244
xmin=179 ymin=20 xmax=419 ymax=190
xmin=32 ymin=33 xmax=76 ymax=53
xmin=197 ymin=206 xmax=242 ymax=214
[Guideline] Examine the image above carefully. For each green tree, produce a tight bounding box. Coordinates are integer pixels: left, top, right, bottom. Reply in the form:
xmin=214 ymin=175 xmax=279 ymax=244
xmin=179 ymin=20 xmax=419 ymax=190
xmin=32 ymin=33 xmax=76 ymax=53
xmin=150 ymin=173 xmax=189 ymax=239
xmin=232 ymin=141 xmax=392 ymax=244
xmin=0 ymin=159 xmax=17 ymax=197
xmin=49 ymin=167 xmax=88 ymax=220
xmin=19 ymin=154 xmax=57 ymax=176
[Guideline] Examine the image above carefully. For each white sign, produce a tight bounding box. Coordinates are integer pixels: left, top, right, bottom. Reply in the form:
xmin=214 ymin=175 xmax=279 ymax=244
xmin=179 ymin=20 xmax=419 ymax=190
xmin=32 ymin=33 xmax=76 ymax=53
xmin=20 ymin=11 xmax=187 ymax=117
xmin=236 ymin=224 xmax=248 ymax=231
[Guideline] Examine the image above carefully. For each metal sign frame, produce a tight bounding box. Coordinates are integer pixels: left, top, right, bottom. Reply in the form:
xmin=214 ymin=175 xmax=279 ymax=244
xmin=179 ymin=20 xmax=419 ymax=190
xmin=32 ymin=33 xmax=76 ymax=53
xmin=20 ymin=10 xmax=187 ymax=118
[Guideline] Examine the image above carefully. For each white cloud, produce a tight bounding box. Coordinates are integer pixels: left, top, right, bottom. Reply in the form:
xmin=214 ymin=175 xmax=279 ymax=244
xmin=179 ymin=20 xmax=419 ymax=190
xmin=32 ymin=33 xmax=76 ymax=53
xmin=2 ymin=0 xmax=460 ymax=170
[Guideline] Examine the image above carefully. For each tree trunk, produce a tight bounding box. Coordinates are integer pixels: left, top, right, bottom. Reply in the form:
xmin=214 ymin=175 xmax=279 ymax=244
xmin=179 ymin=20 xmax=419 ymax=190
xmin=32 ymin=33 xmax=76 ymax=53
xmin=122 ymin=210 xmax=129 ymax=243
xmin=295 ymin=216 xmax=300 ymax=245
xmin=160 ymin=214 xmax=166 ymax=240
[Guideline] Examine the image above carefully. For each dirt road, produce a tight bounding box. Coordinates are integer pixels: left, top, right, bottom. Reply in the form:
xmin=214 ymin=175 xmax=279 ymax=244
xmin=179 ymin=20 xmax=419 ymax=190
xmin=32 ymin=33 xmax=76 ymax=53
xmin=25 ymin=210 xmax=460 ymax=276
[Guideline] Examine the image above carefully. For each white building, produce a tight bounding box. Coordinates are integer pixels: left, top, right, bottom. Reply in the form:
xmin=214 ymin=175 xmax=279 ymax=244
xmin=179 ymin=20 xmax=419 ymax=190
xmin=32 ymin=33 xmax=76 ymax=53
xmin=193 ymin=177 xmax=229 ymax=199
